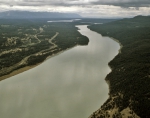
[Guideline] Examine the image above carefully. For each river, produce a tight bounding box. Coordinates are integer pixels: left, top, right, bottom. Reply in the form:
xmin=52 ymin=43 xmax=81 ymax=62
xmin=0 ymin=25 xmax=120 ymax=118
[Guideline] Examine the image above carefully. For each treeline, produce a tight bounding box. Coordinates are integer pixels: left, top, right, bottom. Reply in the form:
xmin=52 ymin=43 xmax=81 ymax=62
xmin=88 ymin=15 xmax=150 ymax=118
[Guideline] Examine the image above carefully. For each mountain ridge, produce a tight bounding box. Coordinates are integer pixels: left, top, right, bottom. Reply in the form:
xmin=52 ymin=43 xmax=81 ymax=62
xmin=0 ymin=11 xmax=82 ymax=19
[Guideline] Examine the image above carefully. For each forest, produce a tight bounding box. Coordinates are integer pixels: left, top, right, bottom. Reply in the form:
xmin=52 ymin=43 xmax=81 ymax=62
xmin=0 ymin=19 xmax=89 ymax=79
xmin=88 ymin=15 xmax=150 ymax=118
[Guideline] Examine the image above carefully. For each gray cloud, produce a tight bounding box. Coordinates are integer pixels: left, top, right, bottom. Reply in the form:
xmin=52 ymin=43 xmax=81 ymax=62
xmin=0 ymin=0 xmax=150 ymax=7
xmin=0 ymin=0 xmax=150 ymax=18
xmin=91 ymin=0 xmax=150 ymax=7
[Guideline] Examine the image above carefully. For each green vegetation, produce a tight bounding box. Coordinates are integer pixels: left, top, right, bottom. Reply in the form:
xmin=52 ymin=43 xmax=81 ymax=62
xmin=88 ymin=15 xmax=150 ymax=118
xmin=0 ymin=19 xmax=89 ymax=80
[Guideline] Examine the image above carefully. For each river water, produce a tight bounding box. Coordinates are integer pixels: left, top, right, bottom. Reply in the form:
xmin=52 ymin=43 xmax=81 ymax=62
xmin=0 ymin=25 xmax=120 ymax=118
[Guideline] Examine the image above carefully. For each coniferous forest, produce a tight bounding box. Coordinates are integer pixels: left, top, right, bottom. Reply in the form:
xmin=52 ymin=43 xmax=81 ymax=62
xmin=88 ymin=16 xmax=150 ymax=118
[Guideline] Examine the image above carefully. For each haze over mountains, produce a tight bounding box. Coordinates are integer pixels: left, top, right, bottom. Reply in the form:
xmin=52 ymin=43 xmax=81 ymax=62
xmin=0 ymin=11 xmax=82 ymax=19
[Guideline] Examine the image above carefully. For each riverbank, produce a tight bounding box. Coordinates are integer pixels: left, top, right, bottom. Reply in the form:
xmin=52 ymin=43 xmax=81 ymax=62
xmin=88 ymin=35 xmax=140 ymax=118
xmin=88 ymin=36 xmax=140 ymax=118
xmin=88 ymin=15 xmax=150 ymax=118
xmin=104 ymin=37 xmax=122 ymax=90
xmin=109 ymin=37 xmax=123 ymax=54
xmin=0 ymin=64 xmax=40 ymax=81
xmin=0 ymin=44 xmax=80 ymax=81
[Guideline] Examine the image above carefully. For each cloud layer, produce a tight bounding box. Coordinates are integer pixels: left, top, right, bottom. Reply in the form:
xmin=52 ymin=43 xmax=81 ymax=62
xmin=0 ymin=0 xmax=150 ymax=18
xmin=0 ymin=0 xmax=150 ymax=7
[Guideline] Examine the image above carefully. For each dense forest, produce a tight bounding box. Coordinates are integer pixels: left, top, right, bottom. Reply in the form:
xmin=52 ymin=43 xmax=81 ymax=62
xmin=0 ymin=19 xmax=89 ymax=80
xmin=88 ymin=16 xmax=150 ymax=118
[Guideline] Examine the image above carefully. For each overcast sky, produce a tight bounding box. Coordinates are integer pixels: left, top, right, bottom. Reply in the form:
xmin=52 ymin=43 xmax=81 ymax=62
xmin=0 ymin=0 xmax=150 ymax=18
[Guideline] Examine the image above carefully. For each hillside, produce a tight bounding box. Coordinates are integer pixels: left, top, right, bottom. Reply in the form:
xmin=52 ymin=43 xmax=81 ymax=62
xmin=0 ymin=11 xmax=81 ymax=19
xmin=88 ymin=16 xmax=150 ymax=118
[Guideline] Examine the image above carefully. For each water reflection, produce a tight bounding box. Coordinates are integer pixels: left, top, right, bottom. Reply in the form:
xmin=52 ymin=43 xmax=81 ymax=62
xmin=0 ymin=25 xmax=120 ymax=118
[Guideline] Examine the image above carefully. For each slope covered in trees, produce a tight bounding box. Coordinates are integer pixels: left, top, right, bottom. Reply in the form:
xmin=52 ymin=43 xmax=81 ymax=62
xmin=88 ymin=16 xmax=150 ymax=118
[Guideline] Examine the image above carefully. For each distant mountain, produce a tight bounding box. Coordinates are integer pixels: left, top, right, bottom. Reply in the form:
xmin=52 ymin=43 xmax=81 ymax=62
xmin=0 ymin=11 xmax=82 ymax=19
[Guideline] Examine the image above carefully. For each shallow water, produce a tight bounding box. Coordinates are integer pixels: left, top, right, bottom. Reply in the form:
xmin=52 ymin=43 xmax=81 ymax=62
xmin=0 ymin=25 xmax=120 ymax=118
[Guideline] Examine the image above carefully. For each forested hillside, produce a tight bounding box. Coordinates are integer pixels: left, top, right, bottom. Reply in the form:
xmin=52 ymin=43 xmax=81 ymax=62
xmin=88 ymin=16 xmax=150 ymax=118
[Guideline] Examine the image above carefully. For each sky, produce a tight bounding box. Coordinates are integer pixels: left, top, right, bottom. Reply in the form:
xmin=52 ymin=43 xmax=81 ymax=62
xmin=0 ymin=0 xmax=150 ymax=18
